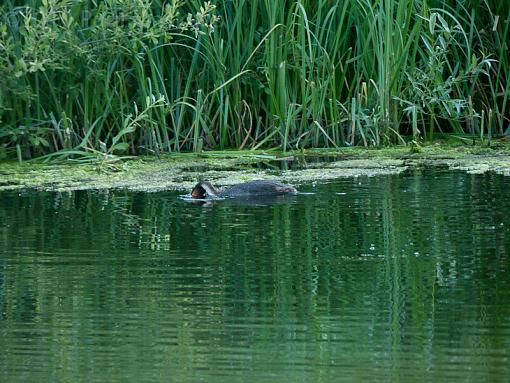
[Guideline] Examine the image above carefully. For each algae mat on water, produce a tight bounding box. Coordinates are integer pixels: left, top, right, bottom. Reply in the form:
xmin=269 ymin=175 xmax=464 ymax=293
xmin=1 ymin=143 xmax=510 ymax=192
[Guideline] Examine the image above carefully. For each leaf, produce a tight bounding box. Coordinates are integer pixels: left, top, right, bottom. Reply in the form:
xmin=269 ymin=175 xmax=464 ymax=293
xmin=111 ymin=142 xmax=129 ymax=153
xmin=429 ymin=13 xmax=437 ymax=35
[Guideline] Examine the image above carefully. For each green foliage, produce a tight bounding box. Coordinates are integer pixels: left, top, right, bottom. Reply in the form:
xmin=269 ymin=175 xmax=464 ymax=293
xmin=0 ymin=0 xmax=508 ymax=159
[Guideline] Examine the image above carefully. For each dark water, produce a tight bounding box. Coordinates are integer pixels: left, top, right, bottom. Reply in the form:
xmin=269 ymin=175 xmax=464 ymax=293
xmin=1 ymin=170 xmax=509 ymax=382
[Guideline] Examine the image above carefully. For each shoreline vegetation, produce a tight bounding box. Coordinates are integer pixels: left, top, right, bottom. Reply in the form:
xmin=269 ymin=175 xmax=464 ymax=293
xmin=1 ymin=140 xmax=509 ymax=192
xmin=0 ymin=1 xmax=509 ymax=163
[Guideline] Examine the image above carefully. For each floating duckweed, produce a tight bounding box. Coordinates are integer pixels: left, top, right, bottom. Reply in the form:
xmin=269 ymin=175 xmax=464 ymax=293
xmin=0 ymin=143 xmax=509 ymax=192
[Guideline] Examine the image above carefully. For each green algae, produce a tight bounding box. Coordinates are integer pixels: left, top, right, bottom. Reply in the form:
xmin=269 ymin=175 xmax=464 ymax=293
xmin=1 ymin=141 xmax=509 ymax=192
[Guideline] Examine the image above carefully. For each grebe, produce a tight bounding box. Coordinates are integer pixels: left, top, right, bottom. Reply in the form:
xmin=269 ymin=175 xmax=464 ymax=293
xmin=191 ymin=180 xmax=297 ymax=199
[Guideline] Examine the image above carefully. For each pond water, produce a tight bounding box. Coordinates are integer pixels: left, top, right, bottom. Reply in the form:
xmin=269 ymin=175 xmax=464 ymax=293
xmin=1 ymin=169 xmax=509 ymax=382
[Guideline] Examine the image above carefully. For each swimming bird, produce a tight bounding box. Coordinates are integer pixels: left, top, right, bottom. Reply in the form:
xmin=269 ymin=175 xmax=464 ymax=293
xmin=191 ymin=180 xmax=297 ymax=199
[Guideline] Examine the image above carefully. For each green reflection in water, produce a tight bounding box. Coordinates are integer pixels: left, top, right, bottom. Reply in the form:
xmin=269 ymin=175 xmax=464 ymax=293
xmin=0 ymin=170 xmax=509 ymax=382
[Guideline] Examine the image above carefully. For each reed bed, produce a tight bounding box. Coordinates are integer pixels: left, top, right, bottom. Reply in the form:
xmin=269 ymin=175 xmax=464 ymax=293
xmin=0 ymin=0 xmax=508 ymax=161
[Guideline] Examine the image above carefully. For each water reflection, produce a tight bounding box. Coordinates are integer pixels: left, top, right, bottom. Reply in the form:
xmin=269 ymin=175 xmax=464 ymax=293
xmin=181 ymin=193 xmax=300 ymax=207
xmin=0 ymin=170 xmax=509 ymax=382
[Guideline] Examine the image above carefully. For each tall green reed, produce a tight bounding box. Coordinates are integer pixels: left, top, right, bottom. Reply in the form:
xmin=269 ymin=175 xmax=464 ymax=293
xmin=0 ymin=0 xmax=508 ymax=160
